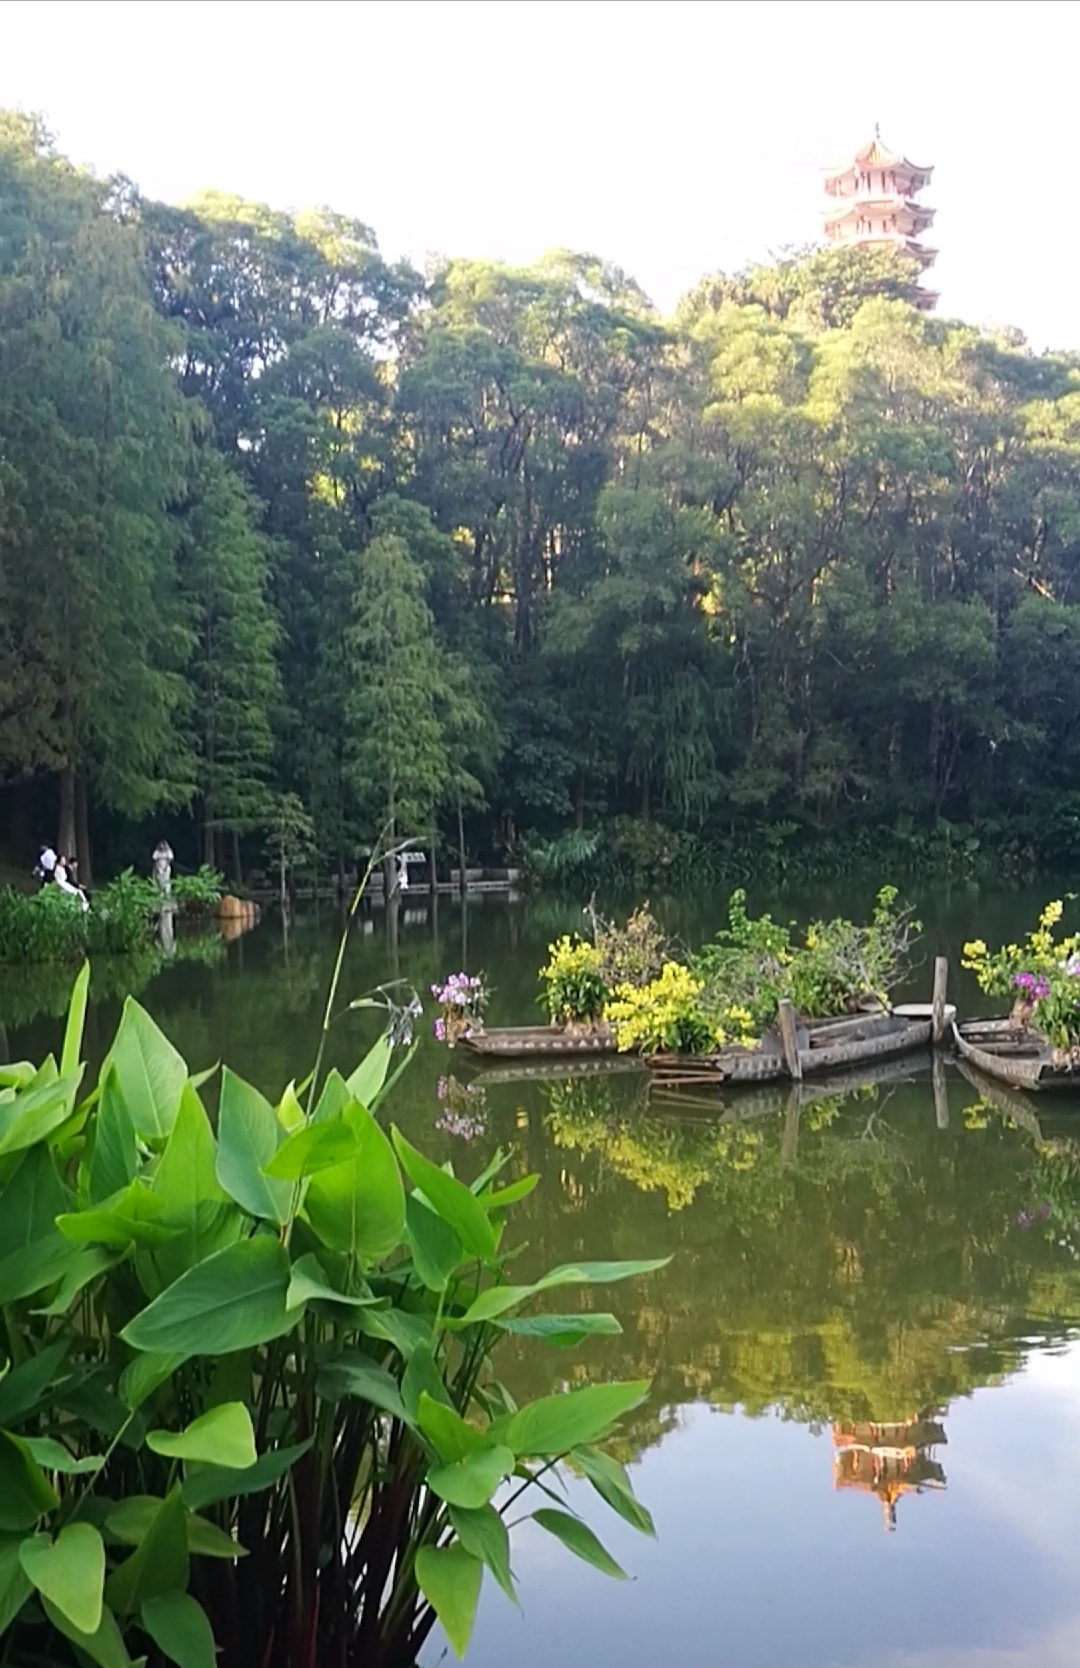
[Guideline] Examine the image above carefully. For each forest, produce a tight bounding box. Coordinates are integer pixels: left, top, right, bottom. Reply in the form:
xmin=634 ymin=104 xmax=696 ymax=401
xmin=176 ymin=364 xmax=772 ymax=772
xmin=4 ymin=109 xmax=1080 ymax=888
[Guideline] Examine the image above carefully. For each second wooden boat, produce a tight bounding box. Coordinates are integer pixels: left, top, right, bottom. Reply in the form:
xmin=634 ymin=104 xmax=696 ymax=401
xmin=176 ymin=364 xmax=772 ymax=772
xmin=644 ymin=1006 xmax=947 ymax=1086
xmin=952 ymin=1017 xmax=1080 ymax=1093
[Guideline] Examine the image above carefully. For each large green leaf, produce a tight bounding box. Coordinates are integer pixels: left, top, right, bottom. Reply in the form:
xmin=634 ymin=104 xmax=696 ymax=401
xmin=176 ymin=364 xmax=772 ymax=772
xmin=215 ymin=1069 xmax=290 ymax=1225
xmin=354 ymin=1304 xmax=432 ymax=1360
xmin=448 ymin=1504 xmax=517 ymax=1604
xmin=479 ymin=1175 xmax=540 ymax=1210
xmin=391 ymin=1129 xmax=496 ymax=1261
xmin=0 ymin=1232 xmax=77 ymax=1306
xmin=345 ymin=1032 xmax=394 ymax=1108
xmin=19 ymin=1438 xmax=103 ymax=1475
xmin=103 ymin=999 xmax=188 ymax=1142
xmin=0 ymin=1339 xmax=70 ymax=1425
xmin=106 ymin=1498 xmax=245 ymax=1561
xmin=36 ymin=1245 xmax=124 ymax=1317
xmin=427 ymin=1444 xmax=514 ymax=1509
xmin=20 ymin=1523 xmax=106 ymax=1634
xmin=121 ymin=1235 xmax=296 ymax=1357
xmin=310 ymin=1068 xmax=352 ymax=1124
xmin=451 ymin=1284 xmax=536 ymax=1327
xmin=492 ymin=1380 xmax=650 ymax=1458
xmin=0 ymin=1533 xmax=31 ymax=1633
xmin=571 ymin=1445 xmax=655 ymax=1536
xmin=405 ymin=1193 xmax=463 ymax=1291
xmin=496 ymin=1313 xmax=622 ymax=1347
xmin=105 ymin=1487 xmax=188 ymax=1616
xmin=285 ymin=1252 xmax=378 ymax=1315
xmin=415 ymin=1543 xmax=483 ymax=1659
xmin=58 ymin=1180 xmax=176 ymax=1248
xmin=531 ymin=1508 xmax=626 ymax=1578
xmin=0 ymin=1432 xmax=59 ymax=1529
xmin=61 ymin=962 xmax=91 ymax=1080
xmin=316 ymin=1356 xmax=411 ymax=1423
xmin=417 ymin=1391 xmax=486 ymax=1463
xmin=401 ymin=1345 xmax=454 ymax=1419
xmin=0 ymin=1070 xmax=84 ymax=1159
xmin=535 ymin=1259 xmax=671 ymax=1289
xmin=118 ymin=1352 xmax=187 ymax=1412
xmin=141 ymin=1590 xmax=217 ymax=1668
xmin=0 ymin=1144 xmax=68 ymax=1261
xmin=179 ymin=1440 xmax=311 ymax=1512
xmin=43 ymin=1596 xmax=138 ymax=1668
xmin=261 ymin=1115 xmax=358 ymax=1181
xmin=144 ymin=1085 xmax=242 ymax=1288
xmin=83 ymin=1069 xmax=138 ymax=1205
xmin=304 ymin=1103 xmax=405 ymax=1261
xmin=147 ymin=1402 xmax=256 ymax=1470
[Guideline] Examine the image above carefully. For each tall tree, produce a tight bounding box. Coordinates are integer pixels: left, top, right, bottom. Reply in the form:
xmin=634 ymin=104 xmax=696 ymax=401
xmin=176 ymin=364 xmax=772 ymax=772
xmin=177 ymin=451 xmax=281 ymax=871
xmin=0 ymin=114 xmax=195 ymax=875
xmin=345 ymin=533 xmax=449 ymax=845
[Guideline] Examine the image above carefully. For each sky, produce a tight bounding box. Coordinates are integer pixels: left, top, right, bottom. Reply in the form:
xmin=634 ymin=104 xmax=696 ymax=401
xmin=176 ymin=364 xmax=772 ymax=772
xmin=1 ymin=0 xmax=1076 ymax=347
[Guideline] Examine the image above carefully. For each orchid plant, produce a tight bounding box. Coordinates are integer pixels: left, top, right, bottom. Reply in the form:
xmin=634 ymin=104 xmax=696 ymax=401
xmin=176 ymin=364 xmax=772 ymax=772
xmin=431 ymin=971 xmax=489 ymax=1045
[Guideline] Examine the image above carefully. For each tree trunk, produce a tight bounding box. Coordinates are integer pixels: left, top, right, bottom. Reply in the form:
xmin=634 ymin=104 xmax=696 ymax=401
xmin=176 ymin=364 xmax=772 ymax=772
xmin=231 ymin=829 xmax=242 ymax=887
xmin=75 ymin=771 xmax=92 ymax=887
xmin=57 ymin=765 xmax=76 ymax=860
xmin=204 ymin=812 xmax=216 ymax=871
xmin=457 ymin=794 xmax=466 ymax=899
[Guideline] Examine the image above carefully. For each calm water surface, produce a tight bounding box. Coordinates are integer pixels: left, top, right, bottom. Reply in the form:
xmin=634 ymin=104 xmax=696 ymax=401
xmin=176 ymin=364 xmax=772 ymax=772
xmin=4 ymin=881 xmax=1080 ymax=1668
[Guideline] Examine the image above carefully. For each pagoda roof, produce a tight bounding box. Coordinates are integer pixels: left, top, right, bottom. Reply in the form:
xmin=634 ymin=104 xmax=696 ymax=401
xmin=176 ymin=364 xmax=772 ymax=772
xmin=823 ymin=132 xmax=933 ymax=184
xmin=823 ymin=199 xmax=936 ymax=228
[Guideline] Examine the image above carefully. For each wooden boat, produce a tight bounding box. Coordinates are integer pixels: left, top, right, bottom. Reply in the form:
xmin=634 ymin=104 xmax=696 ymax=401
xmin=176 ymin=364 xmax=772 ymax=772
xmin=952 ymin=1017 xmax=1080 ymax=1093
xmin=644 ymin=1004 xmax=951 ymax=1087
xmin=458 ymin=1024 xmax=616 ymax=1060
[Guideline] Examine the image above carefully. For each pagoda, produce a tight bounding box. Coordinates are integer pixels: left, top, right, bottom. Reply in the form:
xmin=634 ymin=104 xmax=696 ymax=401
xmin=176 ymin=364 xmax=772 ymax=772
xmin=832 ymin=1411 xmax=947 ymax=1531
xmin=822 ymin=127 xmax=937 ymax=308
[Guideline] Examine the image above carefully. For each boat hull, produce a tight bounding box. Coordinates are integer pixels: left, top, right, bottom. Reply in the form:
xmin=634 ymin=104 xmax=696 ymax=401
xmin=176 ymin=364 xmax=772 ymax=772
xmin=644 ymin=1012 xmax=933 ymax=1086
xmin=459 ymin=1025 xmax=616 ymax=1059
xmin=952 ymin=1020 xmax=1080 ymax=1093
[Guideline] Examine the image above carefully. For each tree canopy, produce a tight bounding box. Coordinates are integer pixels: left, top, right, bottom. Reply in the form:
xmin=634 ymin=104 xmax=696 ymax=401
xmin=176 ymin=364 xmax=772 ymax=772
xmin=3 ymin=113 xmax=1080 ymax=881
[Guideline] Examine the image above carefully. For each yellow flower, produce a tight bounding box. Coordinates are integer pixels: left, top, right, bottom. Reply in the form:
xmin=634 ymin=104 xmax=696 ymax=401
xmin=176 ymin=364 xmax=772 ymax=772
xmin=1040 ymin=900 xmax=1064 ymax=929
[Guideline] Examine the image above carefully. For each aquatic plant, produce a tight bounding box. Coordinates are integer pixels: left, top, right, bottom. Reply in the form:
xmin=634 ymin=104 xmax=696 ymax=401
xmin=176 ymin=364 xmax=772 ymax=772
xmin=430 ymin=970 xmax=489 ymax=1044
xmin=538 ymin=935 xmax=608 ymax=1026
xmin=0 ymin=959 xmax=661 ymax=1668
xmin=963 ymin=900 xmax=1080 ymax=1051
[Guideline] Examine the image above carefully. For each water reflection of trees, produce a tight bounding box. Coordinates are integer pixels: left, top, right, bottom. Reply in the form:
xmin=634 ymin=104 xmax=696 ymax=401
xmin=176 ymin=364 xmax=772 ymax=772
xmin=482 ymin=1067 xmax=1080 ymax=1467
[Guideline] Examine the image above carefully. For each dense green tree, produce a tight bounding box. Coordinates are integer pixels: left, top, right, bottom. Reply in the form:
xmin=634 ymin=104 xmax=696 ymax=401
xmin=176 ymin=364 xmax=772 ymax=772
xmin=7 ymin=115 xmax=1080 ymax=881
xmin=0 ymin=114 xmax=194 ymax=877
xmin=345 ymin=533 xmax=449 ymax=844
xmin=177 ymin=451 xmax=281 ymax=871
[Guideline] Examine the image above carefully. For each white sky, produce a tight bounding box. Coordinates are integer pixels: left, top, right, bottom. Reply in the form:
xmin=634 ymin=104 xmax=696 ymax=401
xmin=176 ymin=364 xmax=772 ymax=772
xmin=0 ymin=0 xmax=1075 ymax=348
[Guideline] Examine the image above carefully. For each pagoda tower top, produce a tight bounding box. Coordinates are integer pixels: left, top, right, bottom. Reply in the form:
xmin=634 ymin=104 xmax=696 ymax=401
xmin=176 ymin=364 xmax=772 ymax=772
xmin=821 ymin=130 xmax=937 ymax=309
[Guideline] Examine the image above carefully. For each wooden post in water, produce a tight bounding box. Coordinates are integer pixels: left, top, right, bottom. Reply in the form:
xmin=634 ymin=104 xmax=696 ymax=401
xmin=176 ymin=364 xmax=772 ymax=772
xmin=932 ymin=1051 xmax=949 ymax=1129
xmin=781 ymin=1088 xmax=802 ymax=1165
xmin=777 ymin=999 xmax=802 ymax=1081
xmin=931 ymin=956 xmax=949 ymax=1045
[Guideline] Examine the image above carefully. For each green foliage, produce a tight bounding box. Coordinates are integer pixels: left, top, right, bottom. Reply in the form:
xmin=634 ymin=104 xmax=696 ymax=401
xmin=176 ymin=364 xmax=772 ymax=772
xmin=9 ymin=117 xmax=1080 ymax=884
xmin=0 ymin=963 xmax=659 ymax=1668
xmin=538 ymin=936 xmax=608 ymax=1026
xmin=963 ymin=899 xmax=1080 ymax=1050
xmin=0 ymin=870 xmax=225 ymax=965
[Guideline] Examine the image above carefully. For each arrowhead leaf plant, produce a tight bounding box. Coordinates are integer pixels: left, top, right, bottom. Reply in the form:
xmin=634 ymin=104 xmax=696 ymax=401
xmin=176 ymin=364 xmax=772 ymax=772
xmin=0 ymin=850 xmax=662 ymax=1668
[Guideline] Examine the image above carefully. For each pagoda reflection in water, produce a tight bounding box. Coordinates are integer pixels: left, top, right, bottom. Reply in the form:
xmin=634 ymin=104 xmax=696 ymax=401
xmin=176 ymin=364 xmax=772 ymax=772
xmin=832 ymin=1411 xmax=947 ymax=1531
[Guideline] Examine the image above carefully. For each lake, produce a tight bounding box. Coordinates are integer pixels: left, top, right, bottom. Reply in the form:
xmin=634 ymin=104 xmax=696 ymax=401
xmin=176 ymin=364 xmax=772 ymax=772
xmin=4 ymin=880 xmax=1080 ymax=1668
